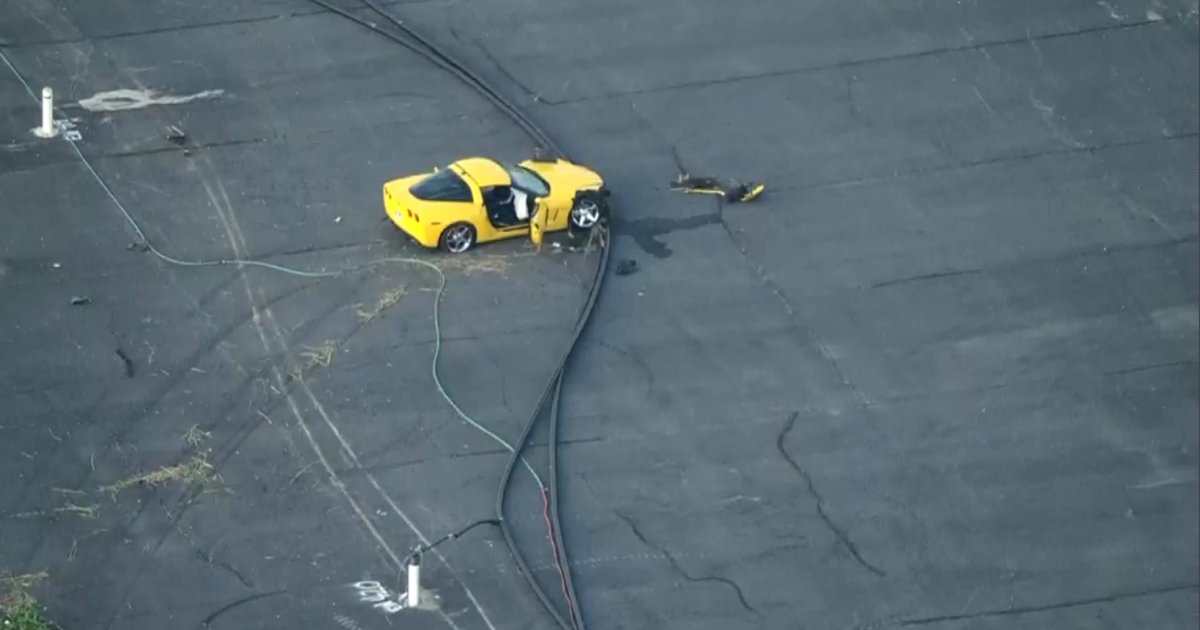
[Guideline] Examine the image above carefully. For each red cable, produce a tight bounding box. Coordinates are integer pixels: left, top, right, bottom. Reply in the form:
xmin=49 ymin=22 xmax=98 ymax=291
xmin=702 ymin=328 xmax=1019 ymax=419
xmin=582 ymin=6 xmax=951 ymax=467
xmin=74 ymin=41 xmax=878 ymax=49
xmin=541 ymin=486 xmax=579 ymax=630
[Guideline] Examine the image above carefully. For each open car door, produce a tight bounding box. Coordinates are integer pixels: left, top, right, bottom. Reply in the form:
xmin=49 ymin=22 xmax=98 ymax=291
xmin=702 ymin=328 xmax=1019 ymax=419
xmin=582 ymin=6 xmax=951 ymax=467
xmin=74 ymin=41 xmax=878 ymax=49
xmin=530 ymin=200 xmax=548 ymax=247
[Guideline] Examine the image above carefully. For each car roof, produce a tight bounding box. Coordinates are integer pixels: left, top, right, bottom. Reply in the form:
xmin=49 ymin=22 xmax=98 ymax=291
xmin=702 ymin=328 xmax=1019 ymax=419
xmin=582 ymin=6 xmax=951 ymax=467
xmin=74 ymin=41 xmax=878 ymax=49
xmin=452 ymin=157 xmax=511 ymax=188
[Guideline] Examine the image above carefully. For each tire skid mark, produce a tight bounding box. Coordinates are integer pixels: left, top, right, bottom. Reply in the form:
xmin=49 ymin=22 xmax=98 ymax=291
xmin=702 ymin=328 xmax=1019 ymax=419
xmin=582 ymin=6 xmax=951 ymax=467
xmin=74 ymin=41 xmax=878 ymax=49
xmin=195 ymin=161 xmax=489 ymax=630
xmin=10 ymin=274 xmax=320 ymax=574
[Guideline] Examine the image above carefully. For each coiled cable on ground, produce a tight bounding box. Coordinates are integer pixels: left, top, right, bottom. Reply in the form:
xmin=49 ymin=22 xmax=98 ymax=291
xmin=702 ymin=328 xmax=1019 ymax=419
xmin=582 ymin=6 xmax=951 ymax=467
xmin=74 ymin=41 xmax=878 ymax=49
xmin=304 ymin=2 xmax=601 ymax=628
xmin=5 ymin=1 xmax=601 ymax=625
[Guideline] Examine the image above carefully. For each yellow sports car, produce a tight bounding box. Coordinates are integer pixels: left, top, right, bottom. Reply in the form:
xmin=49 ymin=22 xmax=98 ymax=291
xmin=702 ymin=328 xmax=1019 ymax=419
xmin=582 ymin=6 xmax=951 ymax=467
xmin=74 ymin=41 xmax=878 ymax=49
xmin=383 ymin=156 xmax=609 ymax=253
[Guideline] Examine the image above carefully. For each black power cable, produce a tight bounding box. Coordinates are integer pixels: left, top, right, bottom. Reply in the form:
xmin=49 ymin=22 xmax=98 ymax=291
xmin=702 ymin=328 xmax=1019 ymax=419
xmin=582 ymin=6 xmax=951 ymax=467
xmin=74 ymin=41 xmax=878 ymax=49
xmin=494 ymin=232 xmax=609 ymax=630
xmin=407 ymin=518 xmax=501 ymax=561
xmin=548 ymin=363 xmax=585 ymax=629
xmin=305 ymin=0 xmax=564 ymax=160
xmin=305 ymin=2 xmax=606 ymax=628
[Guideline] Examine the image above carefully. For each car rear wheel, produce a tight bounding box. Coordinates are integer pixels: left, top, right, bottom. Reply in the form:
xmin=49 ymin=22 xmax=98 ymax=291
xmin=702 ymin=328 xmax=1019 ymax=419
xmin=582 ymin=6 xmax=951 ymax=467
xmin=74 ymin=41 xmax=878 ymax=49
xmin=439 ymin=222 xmax=476 ymax=253
xmin=570 ymin=192 xmax=607 ymax=230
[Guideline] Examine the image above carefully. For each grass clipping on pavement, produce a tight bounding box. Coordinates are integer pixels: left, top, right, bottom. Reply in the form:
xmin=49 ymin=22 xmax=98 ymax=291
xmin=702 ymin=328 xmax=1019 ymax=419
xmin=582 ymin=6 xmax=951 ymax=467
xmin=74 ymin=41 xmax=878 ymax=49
xmin=1 ymin=426 xmax=223 ymax=630
xmin=1 ymin=572 xmax=58 ymax=630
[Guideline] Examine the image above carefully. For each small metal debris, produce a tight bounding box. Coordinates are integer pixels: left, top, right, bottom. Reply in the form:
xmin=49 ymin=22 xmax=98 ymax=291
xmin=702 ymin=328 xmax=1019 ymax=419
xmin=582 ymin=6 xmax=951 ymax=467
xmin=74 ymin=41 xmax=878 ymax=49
xmin=166 ymin=125 xmax=187 ymax=145
xmin=70 ymin=296 xmax=90 ymax=305
xmin=615 ymin=259 xmax=638 ymax=276
xmin=334 ymin=216 xmax=343 ymax=223
xmin=52 ymin=262 xmax=61 ymax=269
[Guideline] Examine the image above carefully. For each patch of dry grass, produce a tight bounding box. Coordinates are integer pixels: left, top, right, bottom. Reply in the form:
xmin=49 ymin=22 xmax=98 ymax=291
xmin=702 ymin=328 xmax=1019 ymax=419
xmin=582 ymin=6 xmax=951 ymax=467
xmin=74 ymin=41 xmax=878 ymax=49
xmin=0 ymin=573 xmax=47 ymax=605
xmin=1 ymin=572 xmax=57 ymax=630
xmin=300 ymin=340 xmax=337 ymax=369
xmin=355 ymin=286 xmax=407 ymax=322
xmin=289 ymin=339 xmax=339 ymax=383
xmin=183 ymin=424 xmax=211 ymax=449
xmin=8 ymin=503 xmax=98 ymax=520
xmin=439 ymin=253 xmax=527 ymax=275
xmin=100 ymin=454 xmax=216 ymax=496
xmin=99 ymin=426 xmax=220 ymax=497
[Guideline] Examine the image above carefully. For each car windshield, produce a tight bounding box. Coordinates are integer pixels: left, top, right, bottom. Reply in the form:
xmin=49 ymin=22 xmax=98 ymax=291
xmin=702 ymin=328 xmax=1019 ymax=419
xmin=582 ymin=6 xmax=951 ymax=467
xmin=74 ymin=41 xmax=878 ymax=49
xmin=504 ymin=163 xmax=550 ymax=196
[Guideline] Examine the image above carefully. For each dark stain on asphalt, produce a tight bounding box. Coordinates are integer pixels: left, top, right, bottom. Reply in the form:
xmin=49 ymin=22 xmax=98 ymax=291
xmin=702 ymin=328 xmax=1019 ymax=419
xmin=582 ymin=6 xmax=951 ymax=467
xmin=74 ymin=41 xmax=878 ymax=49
xmin=614 ymin=213 xmax=721 ymax=258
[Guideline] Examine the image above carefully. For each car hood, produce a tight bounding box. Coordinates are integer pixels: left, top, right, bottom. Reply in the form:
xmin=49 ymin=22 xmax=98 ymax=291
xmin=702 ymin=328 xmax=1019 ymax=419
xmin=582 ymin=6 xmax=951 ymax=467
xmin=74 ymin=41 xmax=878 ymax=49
xmin=519 ymin=159 xmax=604 ymax=191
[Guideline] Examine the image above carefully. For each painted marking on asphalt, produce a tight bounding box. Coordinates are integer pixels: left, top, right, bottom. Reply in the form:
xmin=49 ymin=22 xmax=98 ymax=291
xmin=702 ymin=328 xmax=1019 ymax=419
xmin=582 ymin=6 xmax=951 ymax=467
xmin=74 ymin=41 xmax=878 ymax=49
xmin=78 ymin=88 xmax=225 ymax=112
xmin=351 ymin=580 xmax=404 ymax=614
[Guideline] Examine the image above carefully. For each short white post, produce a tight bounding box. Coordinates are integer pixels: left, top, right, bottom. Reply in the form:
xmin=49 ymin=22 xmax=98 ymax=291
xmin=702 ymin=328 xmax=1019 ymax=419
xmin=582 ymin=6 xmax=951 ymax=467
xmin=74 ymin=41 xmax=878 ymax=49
xmin=35 ymin=87 xmax=56 ymax=138
xmin=406 ymin=554 xmax=421 ymax=608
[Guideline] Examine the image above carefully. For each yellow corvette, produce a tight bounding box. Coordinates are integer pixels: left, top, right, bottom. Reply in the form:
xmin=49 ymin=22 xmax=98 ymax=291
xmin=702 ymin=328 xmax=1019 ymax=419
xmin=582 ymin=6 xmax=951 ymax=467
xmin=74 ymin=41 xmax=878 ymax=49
xmin=383 ymin=156 xmax=609 ymax=253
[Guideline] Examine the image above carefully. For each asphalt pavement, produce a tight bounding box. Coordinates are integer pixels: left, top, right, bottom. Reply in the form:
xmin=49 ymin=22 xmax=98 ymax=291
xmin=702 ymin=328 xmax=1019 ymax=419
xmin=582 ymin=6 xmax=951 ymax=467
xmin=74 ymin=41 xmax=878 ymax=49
xmin=1 ymin=0 xmax=1197 ymax=629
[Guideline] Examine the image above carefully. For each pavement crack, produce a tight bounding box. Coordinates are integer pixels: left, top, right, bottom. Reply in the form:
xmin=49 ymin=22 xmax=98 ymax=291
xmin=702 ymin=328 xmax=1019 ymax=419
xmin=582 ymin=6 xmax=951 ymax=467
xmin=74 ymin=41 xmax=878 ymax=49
xmin=201 ymin=590 xmax=288 ymax=627
xmin=170 ymin=507 xmax=255 ymax=590
xmin=102 ymin=137 xmax=269 ymax=160
xmin=613 ymin=510 xmax=764 ymax=618
xmin=195 ymin=546 xmax=254 ymax=589
xmin=714 ymin=196 xmax=871 ymax=406
xmin=262 ymin=238 xmax=388 ymax=260
xmin=657 ymin=147 xmax=871 ymax=406
xmin=870 ymin=233 xmax=1197 ymax=291
xmin=1103 ymin=359 xmax=1198 ymax=376
xmin=544 ymin=18 xmax=1169 ymax=104
xmin=871 ymin=267 xmax=983 ymax=289
xmin=612 ymin=509 xmax=653 ymax=547
xmin=483 ymin=345 xmax=517 ymax=420
xmin=590 ymin=339 xmax=656 ymax=396
xmin=8 ymin=0 xmax=428 ymax=48
xmin=770 ymin=130 xmax=1198 ymax=197
xmin=668 ymin=144 xmax=687 ymax=176
xmin=777 ymin=412 xmax=885 ymax=577
xmin=895 ymin=583 xmax=1199 ymax=626
xmin=213 ymin=560 xmax=253 ymax=589
xmin=14 ymin=12 xmax=321 ymax=48
xmin=686 ymin=573 xmax=760 ymax=618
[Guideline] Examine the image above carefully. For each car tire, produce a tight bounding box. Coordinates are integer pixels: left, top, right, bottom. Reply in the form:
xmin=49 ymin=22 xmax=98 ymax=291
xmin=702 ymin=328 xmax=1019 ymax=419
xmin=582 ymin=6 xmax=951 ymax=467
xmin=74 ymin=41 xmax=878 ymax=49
xmin=439 ymin=222 xmax=476 ymax=254
xmin=569 ymin=191 xmax=608 ymax=231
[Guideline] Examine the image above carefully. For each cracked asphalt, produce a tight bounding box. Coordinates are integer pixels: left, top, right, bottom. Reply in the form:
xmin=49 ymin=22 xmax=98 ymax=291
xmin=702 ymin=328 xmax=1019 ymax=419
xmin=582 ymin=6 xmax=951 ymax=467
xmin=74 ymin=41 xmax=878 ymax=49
xmin=1 ymin=0 xmax=1197 ymax=629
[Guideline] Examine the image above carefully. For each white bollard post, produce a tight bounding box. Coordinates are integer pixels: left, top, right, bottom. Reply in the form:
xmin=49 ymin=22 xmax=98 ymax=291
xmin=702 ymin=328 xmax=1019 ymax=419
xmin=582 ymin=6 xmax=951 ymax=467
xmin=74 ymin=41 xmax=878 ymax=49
xmin=406 ymin=554 xmax=421 ymax=608
xmin=35 ymin=87 xmax=56 ymax=138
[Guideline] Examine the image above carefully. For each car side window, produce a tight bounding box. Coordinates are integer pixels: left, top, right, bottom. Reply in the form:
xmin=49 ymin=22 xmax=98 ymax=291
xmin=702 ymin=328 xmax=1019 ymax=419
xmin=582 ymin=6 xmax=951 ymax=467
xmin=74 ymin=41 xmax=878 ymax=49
xmin=410 ymin=168 xmax=474 ymax=202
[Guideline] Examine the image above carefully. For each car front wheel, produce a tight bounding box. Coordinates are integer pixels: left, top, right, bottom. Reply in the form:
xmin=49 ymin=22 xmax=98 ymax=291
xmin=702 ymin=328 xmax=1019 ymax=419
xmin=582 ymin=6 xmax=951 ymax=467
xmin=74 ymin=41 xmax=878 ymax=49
xmin=439 ymin=222 xmax=476 ymax=253
xmin=570 ymin=192 xmax=607 ymax=230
